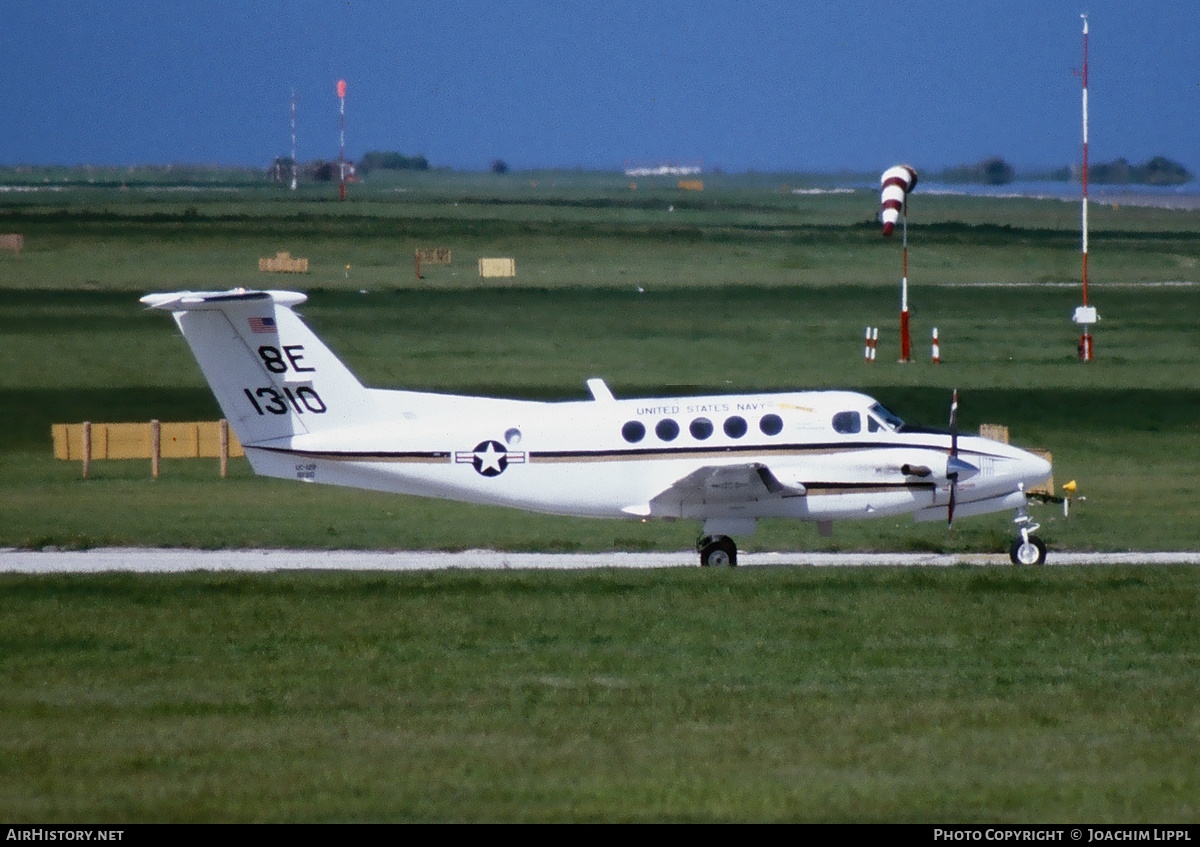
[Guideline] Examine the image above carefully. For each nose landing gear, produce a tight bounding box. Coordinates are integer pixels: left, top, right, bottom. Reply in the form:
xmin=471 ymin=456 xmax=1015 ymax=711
xmin=1010 ymin=507 xmax=1047 ymax=566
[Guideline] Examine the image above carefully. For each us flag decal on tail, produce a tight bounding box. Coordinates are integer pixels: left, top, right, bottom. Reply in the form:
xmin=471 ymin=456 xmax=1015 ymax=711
xmin=248 ymin=316 xmax=277 ymax=334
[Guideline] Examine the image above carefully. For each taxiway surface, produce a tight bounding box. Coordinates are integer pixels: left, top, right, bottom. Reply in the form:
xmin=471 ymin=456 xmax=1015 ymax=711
xmin=3 ymin=548 xmax=1200 ymax=573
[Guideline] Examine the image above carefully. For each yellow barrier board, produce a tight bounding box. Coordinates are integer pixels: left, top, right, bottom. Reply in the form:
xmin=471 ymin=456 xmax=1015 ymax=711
xmin=478 ymin=257 xmax=516 ymax=278
xmin=107 ymin=423 xmax=149 ymax=459
xmin=53 ymin=422 xmax=244 ymax=460
xmin=161 ymin=423 xmax=200 ymax=458
xmin=678 ymin=180 xmax=704 ymax=191
xmin=979 ymin=424 xmax=1010 ymax=443
xmin=258 ymin=251 xmax=309 ymax=273
xmin=416 ymin=248 xmax=451 ymax=264
xmin=195 ymin=423 xmax=231 ymax=458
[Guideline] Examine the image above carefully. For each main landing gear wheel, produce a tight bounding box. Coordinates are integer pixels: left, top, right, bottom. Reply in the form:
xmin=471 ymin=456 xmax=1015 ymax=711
xmin=1009 ymin=535 xmax=1047 ymax=566
xmin=698 ymin=535 xmax=738 ymax=567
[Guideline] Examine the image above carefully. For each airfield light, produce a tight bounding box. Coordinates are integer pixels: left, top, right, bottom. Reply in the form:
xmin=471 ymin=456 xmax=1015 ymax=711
xmin=337 ymin=79 xmax=347 ymax=201
xmin=1072 ymin=15 xmax=1098 ymax=360
xmin=880 ymin=165 xmax=918 ymax=362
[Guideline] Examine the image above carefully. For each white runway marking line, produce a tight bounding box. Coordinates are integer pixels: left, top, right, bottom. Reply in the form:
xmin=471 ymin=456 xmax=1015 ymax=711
xmin=2 ymin=549 xmax=1200 ymax=573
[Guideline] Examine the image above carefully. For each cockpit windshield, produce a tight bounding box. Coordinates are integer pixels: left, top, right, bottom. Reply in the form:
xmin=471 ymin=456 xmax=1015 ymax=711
xmin=868 ymin=402 xmax=905 ymax=432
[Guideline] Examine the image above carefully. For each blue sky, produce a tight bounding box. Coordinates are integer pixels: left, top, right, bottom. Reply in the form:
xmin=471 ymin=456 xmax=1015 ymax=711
xmin=2 ymin=0 xmax=1196 ymax=174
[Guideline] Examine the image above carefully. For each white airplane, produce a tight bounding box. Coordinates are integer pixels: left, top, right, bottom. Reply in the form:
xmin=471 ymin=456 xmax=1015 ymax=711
xmin=141 ymin=288 xmax=1054 ymax=566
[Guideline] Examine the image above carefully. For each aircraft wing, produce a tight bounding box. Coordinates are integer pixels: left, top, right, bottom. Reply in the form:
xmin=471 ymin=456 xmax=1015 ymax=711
xmin=634 ymin=463 xmax=806 ymax=518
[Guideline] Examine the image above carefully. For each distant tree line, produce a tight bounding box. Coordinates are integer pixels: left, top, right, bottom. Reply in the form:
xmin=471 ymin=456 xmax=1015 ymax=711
xmin=936 ymin=157 xmax=1015 ymax=185
xmin=1050 ymin=156 xmax=1193 ymax=186
xmin=269 ymin=157 xmax=359 ymax=183
xmin=357 ymin=151 xmax=430 ymax=174
xmin=935 ymin=155 xmax=1192 ymax=186
xmin=267 ymin=152 xmax=428 ymax=183
xmin=1 ymin=163 xmax=265 ymax=186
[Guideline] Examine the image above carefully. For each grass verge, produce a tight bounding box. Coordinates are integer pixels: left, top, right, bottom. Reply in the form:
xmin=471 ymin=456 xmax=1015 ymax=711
xmin=1 ymin=566 xmax=1197 ymax=822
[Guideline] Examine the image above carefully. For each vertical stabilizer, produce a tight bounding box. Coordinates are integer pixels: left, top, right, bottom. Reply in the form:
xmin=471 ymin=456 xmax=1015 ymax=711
xmin=141 ymin=290 xmax=372 ymax=446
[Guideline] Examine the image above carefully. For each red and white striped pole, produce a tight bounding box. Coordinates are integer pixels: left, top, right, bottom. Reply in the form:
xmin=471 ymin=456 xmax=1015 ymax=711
xmin=1072 ymin=16 xmax=1097 ymax=360
xmin=1079 ymin=16 xmax=1092 ymax=360
xmin=337 ymin=79 xmax=347 ymax=201
xmin=1081 ymin=17 xmax=1088 ymax=312
xmin=932 ymin=327 xmax=940 ymax=364
xmin=901 ymin=215 xmax=910 ymax=363
xmin=290 ymin=89 xmax=297 ymax=190
xmin=881 ymin=165 xmax=917 ymax=362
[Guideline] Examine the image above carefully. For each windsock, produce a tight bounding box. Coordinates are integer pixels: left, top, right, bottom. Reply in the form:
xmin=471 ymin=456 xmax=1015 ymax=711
xmin=880 ymin=165 xmax=918 ymax=236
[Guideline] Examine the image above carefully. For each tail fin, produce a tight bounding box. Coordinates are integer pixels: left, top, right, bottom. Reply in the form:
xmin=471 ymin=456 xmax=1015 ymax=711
xmin=141 ymin=289 xmax=372 ymax=446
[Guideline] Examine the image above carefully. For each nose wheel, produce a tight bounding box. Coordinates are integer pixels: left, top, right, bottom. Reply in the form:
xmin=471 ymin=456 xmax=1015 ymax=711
xmin=1010 ymin=535 xmax=1047 ymax=566
xmin=698 ymin=535 xmax=738 ymax=567
xmin=1009 ymin=510 xmax=1047 ymax=566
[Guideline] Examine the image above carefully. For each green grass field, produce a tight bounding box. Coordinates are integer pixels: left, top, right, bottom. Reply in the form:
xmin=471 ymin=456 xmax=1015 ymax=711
xmin=3 ymin=171 xmax=1200 ymax=821
xmin=2 ymin=567 xmax=1197 ymax=822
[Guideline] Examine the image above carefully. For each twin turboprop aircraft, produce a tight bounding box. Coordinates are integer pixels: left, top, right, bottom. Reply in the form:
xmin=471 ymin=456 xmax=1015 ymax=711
xmin=142 ymin=289 xmax=1054 ymax=566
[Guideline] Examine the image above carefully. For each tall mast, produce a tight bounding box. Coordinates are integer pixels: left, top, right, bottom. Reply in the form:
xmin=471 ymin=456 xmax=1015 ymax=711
xmin=290 ymin=89 xmax=297 ymax=191
xmin=1081 ymin=14 xmax=1089 ymax=310
xmin=337 ymin=79 xmax=347 ymax=201
xmin=1073 ymin=13 xmax=1097 ymax=361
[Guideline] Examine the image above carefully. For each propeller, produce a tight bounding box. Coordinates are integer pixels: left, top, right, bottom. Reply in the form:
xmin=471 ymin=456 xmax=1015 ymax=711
xmin=947 ymin=390 xmax=959 ymax=531
xmin=944 ymin=390 xmax=979 ymax=532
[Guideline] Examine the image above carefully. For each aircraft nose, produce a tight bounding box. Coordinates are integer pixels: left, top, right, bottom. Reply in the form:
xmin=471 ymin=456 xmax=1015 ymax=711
xmin=1021 ymin=449 xmax=1053 ymax=489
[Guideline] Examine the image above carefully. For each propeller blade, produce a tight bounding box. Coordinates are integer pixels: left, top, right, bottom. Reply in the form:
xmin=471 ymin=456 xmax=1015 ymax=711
xmin=947 ymin=389 xmax=960 ymax=532
xmin=949 ymin=389 xmax=959 ymax=457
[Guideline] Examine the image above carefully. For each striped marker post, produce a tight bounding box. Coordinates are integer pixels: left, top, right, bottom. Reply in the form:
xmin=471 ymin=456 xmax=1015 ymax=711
xmin=932 ymin=327 xmax=940 ymax=364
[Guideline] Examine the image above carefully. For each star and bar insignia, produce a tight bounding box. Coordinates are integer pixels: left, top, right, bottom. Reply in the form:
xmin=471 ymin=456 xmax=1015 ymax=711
xmin=455 ymin=440 xmax=526 ymax=477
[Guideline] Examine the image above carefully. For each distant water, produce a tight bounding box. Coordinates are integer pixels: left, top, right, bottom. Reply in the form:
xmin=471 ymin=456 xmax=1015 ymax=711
xmin=792 ymin=178 xmax=1200 ymax=210
xmin=916 ymin=180 xmax=1200 ymax=210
